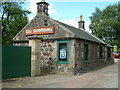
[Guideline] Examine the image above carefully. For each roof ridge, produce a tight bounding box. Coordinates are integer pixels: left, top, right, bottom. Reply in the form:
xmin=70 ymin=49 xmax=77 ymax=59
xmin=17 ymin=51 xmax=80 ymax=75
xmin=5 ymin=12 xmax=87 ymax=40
xmin=79 ymin=28 xmax=106 ymax=44
xmin=54 ymin=19 xmax=79 ymax=30
xmin=49 ymin=18 xmax=75 ymax=36
xmin=51 ymin=18 xmax=105 ymax=44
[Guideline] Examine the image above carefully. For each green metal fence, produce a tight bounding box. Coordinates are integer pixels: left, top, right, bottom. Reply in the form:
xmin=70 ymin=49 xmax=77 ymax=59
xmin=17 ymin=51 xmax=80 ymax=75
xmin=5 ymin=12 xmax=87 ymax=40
xmin=2 ymin=45 xmax=31 ymax=79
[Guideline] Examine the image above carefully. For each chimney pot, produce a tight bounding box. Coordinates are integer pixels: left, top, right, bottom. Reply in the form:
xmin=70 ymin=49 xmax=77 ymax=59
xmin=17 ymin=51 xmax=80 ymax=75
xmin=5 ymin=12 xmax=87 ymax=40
xmin=40 ymin=0 xmax=45 ymax=2
xmin=78 ymin=15 xmax=85 ymax=30
xmin=80 ymin=15 xmax=83 ymax=21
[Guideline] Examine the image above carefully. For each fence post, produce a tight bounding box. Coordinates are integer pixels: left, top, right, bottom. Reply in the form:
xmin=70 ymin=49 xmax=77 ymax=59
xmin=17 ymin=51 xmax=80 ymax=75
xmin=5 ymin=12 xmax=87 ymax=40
xmin=29 ymin=37 xmax=42 ymax=77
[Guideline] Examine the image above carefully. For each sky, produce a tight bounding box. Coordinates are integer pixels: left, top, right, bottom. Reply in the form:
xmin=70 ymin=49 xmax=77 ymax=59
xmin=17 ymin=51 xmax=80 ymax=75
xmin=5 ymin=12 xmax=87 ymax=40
xmin=21 ymin=0 xmax=118 ymax=33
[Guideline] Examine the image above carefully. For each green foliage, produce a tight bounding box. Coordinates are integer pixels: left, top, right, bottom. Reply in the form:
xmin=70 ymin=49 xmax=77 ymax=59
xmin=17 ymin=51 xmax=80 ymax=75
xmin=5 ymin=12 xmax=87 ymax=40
xmin=114 ymin=46 xmax=117 ymax=52
xmin=118 ymin=1 xmax=120 ymax=20
xmin=0 ymin=2 xmax=31 ymax=45
xmin=89 ymin=4 xmax=120 ymax=52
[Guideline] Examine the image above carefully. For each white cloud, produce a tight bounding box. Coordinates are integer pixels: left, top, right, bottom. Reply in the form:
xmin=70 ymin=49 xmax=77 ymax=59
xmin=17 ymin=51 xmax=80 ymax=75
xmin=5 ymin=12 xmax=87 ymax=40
xmin=43 ymin=0 xmax=119 ymax=2
xmin=48 ymin=4 xmax=56 ymax=15
xmin=62 ymin=19 xmax=78 ymax=28
xmin=28 ymin=16 xmax=34 ymax=22
xmin=85 ymin=22 xmax=92 ymax=33
xmin=28 ymin=0 xmax=38 ymax=14
xmin=62 ymin=19 xmax=92 ymax=33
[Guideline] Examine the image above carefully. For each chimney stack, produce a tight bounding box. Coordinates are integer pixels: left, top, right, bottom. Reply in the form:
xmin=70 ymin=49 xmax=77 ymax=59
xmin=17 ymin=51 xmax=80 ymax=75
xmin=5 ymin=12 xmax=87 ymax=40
xmin=78 ymin=15 xmax=85 ymax=30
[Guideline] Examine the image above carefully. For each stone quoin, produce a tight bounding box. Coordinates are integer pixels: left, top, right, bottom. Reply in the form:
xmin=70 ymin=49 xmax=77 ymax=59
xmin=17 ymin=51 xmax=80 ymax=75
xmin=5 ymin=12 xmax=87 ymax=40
xmin=13 ymin=0 xmax=114 ymax=76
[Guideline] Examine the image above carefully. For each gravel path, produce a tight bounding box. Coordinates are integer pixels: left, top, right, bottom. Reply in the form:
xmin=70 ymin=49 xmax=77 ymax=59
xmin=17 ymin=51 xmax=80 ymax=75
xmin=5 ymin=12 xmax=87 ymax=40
xmin=2 ymin=63 xmax=118 ymax=88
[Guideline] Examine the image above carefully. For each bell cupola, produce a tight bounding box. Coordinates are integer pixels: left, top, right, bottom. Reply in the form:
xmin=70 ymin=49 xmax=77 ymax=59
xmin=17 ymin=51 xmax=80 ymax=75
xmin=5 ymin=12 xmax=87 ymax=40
xmin=36 ymin=0 xmax=49 ymax=16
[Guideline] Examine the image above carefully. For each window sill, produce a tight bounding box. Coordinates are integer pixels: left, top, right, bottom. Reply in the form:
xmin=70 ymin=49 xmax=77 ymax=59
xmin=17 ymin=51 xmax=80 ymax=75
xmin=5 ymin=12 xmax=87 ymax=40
xmin=99 ymin=59 xmax=104 ymax=61
xmin=57 ymin=61 xmax=69 ymax=64
xmin=83 ymin=60 xmax=90 ymax=63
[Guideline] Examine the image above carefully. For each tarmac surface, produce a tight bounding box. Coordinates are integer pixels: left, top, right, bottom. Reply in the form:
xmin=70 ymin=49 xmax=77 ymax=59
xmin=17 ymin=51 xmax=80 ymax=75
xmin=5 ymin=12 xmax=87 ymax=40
xmin=2 ymin=62 xmax=119 ymax=88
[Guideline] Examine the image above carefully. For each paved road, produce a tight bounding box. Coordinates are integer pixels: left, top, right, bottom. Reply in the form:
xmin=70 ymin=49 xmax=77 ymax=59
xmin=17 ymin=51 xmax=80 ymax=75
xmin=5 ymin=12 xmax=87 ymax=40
xmin=114 ymin=58 xmax=120 ymax=63
xmin=3 ymin=63 xmax=118 ymax=88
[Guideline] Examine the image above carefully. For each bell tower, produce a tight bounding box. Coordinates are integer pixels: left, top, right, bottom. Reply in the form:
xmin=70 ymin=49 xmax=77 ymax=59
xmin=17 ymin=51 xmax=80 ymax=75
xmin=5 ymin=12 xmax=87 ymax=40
xmin=36 ymin=0 xmax=49 ymax=16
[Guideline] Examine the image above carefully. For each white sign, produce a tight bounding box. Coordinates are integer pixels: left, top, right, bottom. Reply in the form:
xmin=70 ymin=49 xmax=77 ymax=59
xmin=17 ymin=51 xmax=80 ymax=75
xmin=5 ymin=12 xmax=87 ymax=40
xmin=25 ymin=27 xmax=54 ymax=35
xmin=33 ymin=28 xmax=53 ymax=33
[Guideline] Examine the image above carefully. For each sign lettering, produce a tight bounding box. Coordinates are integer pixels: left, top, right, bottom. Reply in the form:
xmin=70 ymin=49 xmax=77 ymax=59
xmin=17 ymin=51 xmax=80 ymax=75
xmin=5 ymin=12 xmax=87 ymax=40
xmin=25 ymin=27 xmax=54 ymax=35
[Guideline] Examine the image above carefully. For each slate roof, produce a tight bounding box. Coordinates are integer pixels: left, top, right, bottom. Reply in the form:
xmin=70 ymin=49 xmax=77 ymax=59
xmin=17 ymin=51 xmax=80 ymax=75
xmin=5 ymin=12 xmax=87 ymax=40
xmin=13 ymin=14 xmax=106 ymax=45
xmin=53 ymin=19 xmax=106 ymax=44
xmin=107 ymin=44 xmax=113 ymax=47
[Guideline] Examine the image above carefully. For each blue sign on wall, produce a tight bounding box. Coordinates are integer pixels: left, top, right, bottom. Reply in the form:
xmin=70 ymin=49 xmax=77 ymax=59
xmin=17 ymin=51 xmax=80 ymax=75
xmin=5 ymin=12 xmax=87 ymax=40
xmin=60 ymin=49 xmax=67 ymax=59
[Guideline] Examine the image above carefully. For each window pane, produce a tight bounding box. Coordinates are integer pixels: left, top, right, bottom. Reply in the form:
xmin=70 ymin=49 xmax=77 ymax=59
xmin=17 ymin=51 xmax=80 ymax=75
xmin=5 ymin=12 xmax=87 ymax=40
xmin=84 ymin=44 xmax=89 ymax=61
xmin=107 ymin=47 xmax=111 ymax=59
xmin=99 ymin=46 xmax=102 ymax=59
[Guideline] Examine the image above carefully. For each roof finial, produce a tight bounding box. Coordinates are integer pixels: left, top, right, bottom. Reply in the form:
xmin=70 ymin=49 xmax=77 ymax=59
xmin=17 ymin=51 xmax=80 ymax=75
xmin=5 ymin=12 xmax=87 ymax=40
xmin=80 ymin=15 xmax=83 ymax=21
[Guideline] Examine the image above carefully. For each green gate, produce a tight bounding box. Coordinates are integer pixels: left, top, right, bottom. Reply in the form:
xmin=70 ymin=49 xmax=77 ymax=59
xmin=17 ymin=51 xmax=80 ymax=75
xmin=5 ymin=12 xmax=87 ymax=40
xmin=2 ymin=45 xmax=31 ymax=79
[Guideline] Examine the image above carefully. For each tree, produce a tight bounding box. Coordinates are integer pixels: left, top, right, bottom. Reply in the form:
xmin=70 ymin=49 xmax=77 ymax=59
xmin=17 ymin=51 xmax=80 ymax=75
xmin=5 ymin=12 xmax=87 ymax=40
xmin=89 ymin=4 xmax=120 ymax=52
xmin=0 ymin=2 xmax=31 ymax=45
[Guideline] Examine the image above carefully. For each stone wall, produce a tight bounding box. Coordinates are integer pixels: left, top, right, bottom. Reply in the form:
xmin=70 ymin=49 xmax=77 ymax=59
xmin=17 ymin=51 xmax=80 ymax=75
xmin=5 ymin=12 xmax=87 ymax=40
xmin=40 ymin=39 xmax=57 ymax=75
xmin=29 ymin=38 xmax=41 ymax=76
xmin=73 ymin=39 xmax=90 ymax=74
xmin=13 ymin=39 xmax=76 ymax=75
xmin=56 ymin=39 xmax=75 ymax=75
xmin=73 ymin=39 xmax=114 ymax=75
xmin=40 ymin=39 xmax=75 ymax=75
xmin=13 ymin=38 xmax=114 ymax=76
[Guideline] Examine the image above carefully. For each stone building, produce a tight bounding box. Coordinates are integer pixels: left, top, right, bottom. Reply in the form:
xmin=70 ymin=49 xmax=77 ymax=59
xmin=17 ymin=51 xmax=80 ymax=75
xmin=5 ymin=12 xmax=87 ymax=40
xmin=13 ymin=0 xmax=114 ymax=76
